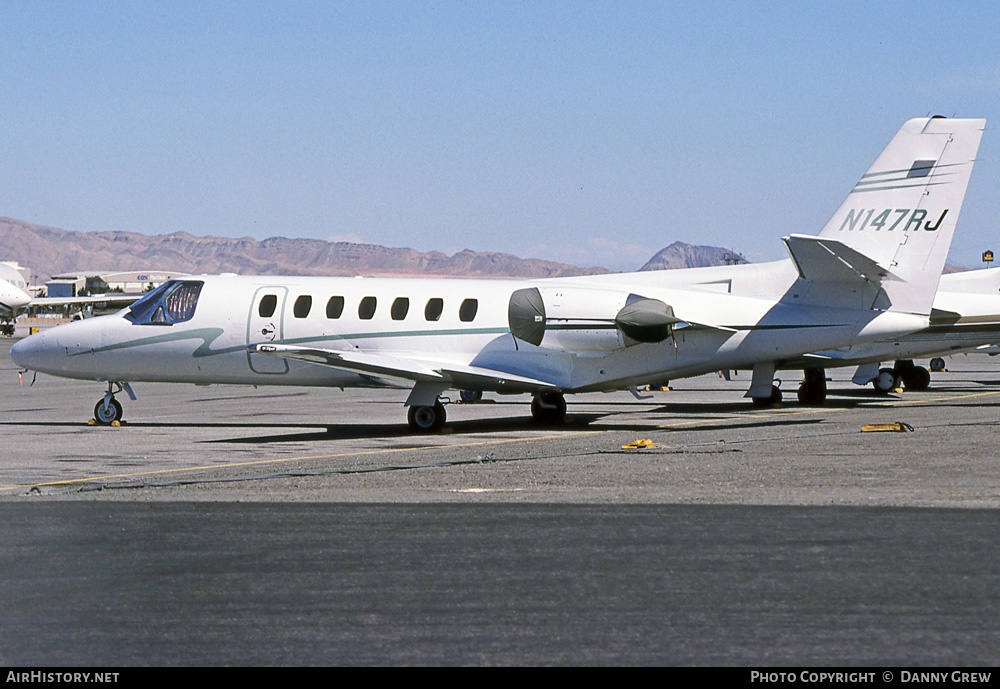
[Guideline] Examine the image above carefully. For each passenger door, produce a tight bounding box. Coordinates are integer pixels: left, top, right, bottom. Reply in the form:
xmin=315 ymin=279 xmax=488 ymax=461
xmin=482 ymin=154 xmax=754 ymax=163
xmin=246 ymin=286 xmax=289 ymax=374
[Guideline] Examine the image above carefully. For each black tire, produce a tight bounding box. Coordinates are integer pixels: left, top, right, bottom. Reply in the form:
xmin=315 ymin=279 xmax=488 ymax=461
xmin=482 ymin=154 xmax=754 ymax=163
xmin=752 ymin=385 xmax=782 ymax=407
xmin=872 ymin=368 xmax=899 ymax=394
xmin=929 ymin=357 xmax=946 ymax=372
xmin=460 ymin=390 xmax=483 ymax=403
xmin=407 ymin=401 xmax=446 ymax=432
xmin=902 ymin=366 xmax=931 ymax=391
xmin=797 ymin=383 xmax=826 ymax=405
xmin=797 ymin=370 xmax=827 ymax=406
xmin=530 ymin=393 xmax=567 ymax=425
xmin=94 ymin=397 xmax=123 ymax=425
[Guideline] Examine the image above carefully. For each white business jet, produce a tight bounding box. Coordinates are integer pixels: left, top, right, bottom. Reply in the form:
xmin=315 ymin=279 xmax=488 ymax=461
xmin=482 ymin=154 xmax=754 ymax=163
xmin=11 ymin=117 xmax=985 ymax=430
xmin=0 ymin=277 xmax=32 ymax=336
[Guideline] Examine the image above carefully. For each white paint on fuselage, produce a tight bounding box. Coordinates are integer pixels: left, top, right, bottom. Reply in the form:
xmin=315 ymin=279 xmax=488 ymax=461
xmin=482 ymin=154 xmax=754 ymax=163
xmin=12 ymin=267 xmax=927 ymax=393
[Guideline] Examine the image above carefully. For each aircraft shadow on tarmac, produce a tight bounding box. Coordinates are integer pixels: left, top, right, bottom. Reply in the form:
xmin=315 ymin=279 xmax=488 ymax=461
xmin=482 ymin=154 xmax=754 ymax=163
xmin=209 ymin=411 xmax=829 ymax=444
xmin=1 ymin=386 xmax=993 ymax=442
xmin=208 ymin=415 xmax=606 ymax=443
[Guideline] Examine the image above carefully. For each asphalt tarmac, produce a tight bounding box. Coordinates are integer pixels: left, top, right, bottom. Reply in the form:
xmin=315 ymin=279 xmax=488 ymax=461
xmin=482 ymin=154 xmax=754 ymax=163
xmin=2 ymin=333 xmax=1000 ymax=665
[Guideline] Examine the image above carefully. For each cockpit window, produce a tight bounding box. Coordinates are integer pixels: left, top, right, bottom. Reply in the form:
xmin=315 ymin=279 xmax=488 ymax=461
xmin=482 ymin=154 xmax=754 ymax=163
xmin=126 ymin=280 xmax=204 ymax=325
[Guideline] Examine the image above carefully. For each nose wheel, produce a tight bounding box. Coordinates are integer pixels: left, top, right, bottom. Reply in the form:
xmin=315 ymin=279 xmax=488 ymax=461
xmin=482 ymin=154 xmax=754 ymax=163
xmin=94 ymin=396 xmax=124 ymax=425
xmin=92 ymin=381 xmax=135 ymax=425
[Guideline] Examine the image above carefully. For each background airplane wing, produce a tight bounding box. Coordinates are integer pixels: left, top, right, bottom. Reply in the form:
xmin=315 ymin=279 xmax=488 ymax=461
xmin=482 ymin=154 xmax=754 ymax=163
xmin=31 ymin=294 xmax=143 ymax=307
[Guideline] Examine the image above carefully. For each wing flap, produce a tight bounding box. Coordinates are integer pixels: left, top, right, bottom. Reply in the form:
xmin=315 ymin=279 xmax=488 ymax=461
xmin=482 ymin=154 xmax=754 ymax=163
xmin=252 ymin=344 xmax=444 ymax=382
xmin=249 ymin=344 xmax=559 ymax=392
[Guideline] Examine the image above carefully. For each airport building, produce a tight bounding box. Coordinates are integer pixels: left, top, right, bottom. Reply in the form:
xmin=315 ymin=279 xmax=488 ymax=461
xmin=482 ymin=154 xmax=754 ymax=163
xmin=44 ymin=270 xmax=189 ymax=297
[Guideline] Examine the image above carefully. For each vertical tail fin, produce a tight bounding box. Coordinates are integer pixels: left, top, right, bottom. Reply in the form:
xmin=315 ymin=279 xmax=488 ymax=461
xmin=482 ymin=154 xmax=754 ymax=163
xmin=817 ymin=117 xmax=984 ymax=315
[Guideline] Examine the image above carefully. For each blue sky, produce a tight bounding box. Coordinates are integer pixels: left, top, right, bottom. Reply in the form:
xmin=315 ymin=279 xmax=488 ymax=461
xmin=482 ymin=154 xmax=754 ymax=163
xmin=2 ymin=1 xmax=998 ymax=271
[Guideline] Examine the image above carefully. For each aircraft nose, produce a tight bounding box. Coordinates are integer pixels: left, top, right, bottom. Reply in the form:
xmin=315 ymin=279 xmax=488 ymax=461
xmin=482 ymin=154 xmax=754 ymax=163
xmin=11 ymin=329 xmax=51 ymax=371
xmin=11 ymin=317 xmax=115 ymax=377
xmin=10 ymin=326 xmax=81 ymax=374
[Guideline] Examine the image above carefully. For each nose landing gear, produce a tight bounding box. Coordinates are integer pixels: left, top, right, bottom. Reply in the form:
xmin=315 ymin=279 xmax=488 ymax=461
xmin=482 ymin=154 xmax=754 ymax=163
xmin=94 ymin=396 xmax=123 ymax=424
xmin=93 ymin=381 xmax=135 ymax=425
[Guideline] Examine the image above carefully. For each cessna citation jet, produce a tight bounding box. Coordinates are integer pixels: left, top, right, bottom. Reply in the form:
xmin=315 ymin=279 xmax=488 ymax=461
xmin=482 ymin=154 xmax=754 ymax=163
xmin=11 ymin=117 xmax=985 ymax=430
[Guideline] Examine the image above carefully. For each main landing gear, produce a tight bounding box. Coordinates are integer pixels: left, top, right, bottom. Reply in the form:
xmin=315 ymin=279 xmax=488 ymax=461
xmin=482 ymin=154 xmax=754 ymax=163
xmin=898 ymin=361 xmax=931 ymax=391
xmin=460 ymin=389 xmax=483 ymax=403
xmin=407 ymin=401 xmax=447 ymax=432
xmin=747 ymin=362 xmax=782 ymax=407
xmin=872 ymin=360 xmax=930 ymax=394
xmin=406 ymin=391 xmax=568 ymax=432
xmin=530 ymin=392 xmax=567 ymax=425
xmin=797 ymin=368 xmax=827 ymax=405
xmin=93 ymin=381 xmax=135 ymax=425
xmin=751 ymin=385 xmax=782 ymax=407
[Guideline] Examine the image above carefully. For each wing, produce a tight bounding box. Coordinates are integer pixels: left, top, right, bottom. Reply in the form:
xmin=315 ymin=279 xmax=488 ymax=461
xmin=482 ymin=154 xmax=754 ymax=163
xmin=31 ymin=294 xmax=143 ymax=307
xmin=249 ymin=343 xmax=560 ymax=393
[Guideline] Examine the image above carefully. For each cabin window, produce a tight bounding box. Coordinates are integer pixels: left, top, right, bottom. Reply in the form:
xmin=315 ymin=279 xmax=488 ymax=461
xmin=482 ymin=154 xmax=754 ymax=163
xmin=391 ymin=297 xmax=409 ymax=320
xmin=258 ymin=294 xmax=277 ymax=318
xmin=126 ymin=280 xmax=205 ymax=326
xmin=459 ymin=298 xmax=478 ymax=322
xmin=424 ymin=298 xmax=443 ymax=321
xmin=359 ymin=296 xmax=377 ymax=320
xmin=326 ymin=296 xmax=345 ymax=319
xmin=293 ymin=295 xmax=312 ymax=318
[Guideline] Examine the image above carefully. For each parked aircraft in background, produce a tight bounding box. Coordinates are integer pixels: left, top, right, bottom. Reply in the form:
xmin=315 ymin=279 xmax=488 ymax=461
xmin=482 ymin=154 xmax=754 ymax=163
xmin=0 ymin=276 xmax=32 ymax=336
xmin=0 ymin=272 xmax=142 ymax=336
xmin=11 ymin=117 xmax=986 ymax=429
xmin=703 ymin=265 xmax=1000 ymax=402
xmin=797 ymin=268 xmax=1000 ymax=401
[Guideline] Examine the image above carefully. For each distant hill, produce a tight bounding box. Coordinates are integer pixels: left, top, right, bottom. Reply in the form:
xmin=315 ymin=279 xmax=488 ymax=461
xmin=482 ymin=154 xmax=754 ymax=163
xmin=0 ymin=217 xmax=610 ymax=282
xmin=5 ymin=217 xmax=973 ymax=284
xmin=637 ymin=238 xmax=972 ymax=274
xmin=639 ymin=241 xmax=747 ymax=271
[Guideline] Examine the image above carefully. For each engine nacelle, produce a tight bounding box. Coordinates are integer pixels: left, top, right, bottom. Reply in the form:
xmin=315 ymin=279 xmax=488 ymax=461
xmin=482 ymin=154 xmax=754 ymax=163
xmin=508 ymin=286 xmax=680 ymax=352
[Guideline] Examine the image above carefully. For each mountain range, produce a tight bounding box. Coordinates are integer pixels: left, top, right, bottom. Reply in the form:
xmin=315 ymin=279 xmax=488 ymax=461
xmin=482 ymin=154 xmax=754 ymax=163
xmin=1 ymin=216 xmax=745 ymax=282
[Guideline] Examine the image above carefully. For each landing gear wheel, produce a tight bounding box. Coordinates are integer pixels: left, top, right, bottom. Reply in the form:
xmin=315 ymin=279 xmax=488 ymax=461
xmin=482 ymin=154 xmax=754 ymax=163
xmin=531 ymin=393 xmax=567 ymax=425
xmin=901 ymin=365 xmax=931 ymax=391
xmin=460 ymin=389 xmax=483 ymax=403
xmin=797 ymin=369 xmax=827 ymax=406
xmin=407 ymin=401 xmax=446 ymax=432
xmin=752 ymin=385 xmax=782 ymax=407
xmin=929 ymin=357 xmax=946 ymax=372
xmin=94 ymin=397 xmax=123 ymax=425
xmin=872 ymin=368 xmax=899 ymax=394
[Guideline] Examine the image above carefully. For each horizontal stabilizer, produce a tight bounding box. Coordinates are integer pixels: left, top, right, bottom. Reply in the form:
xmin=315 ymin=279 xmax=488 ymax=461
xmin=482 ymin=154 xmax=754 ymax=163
xmin=782 ymin=234 xmax=895 ymax=286
xmin=249 ymin=343 xmax=558 ymax=392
